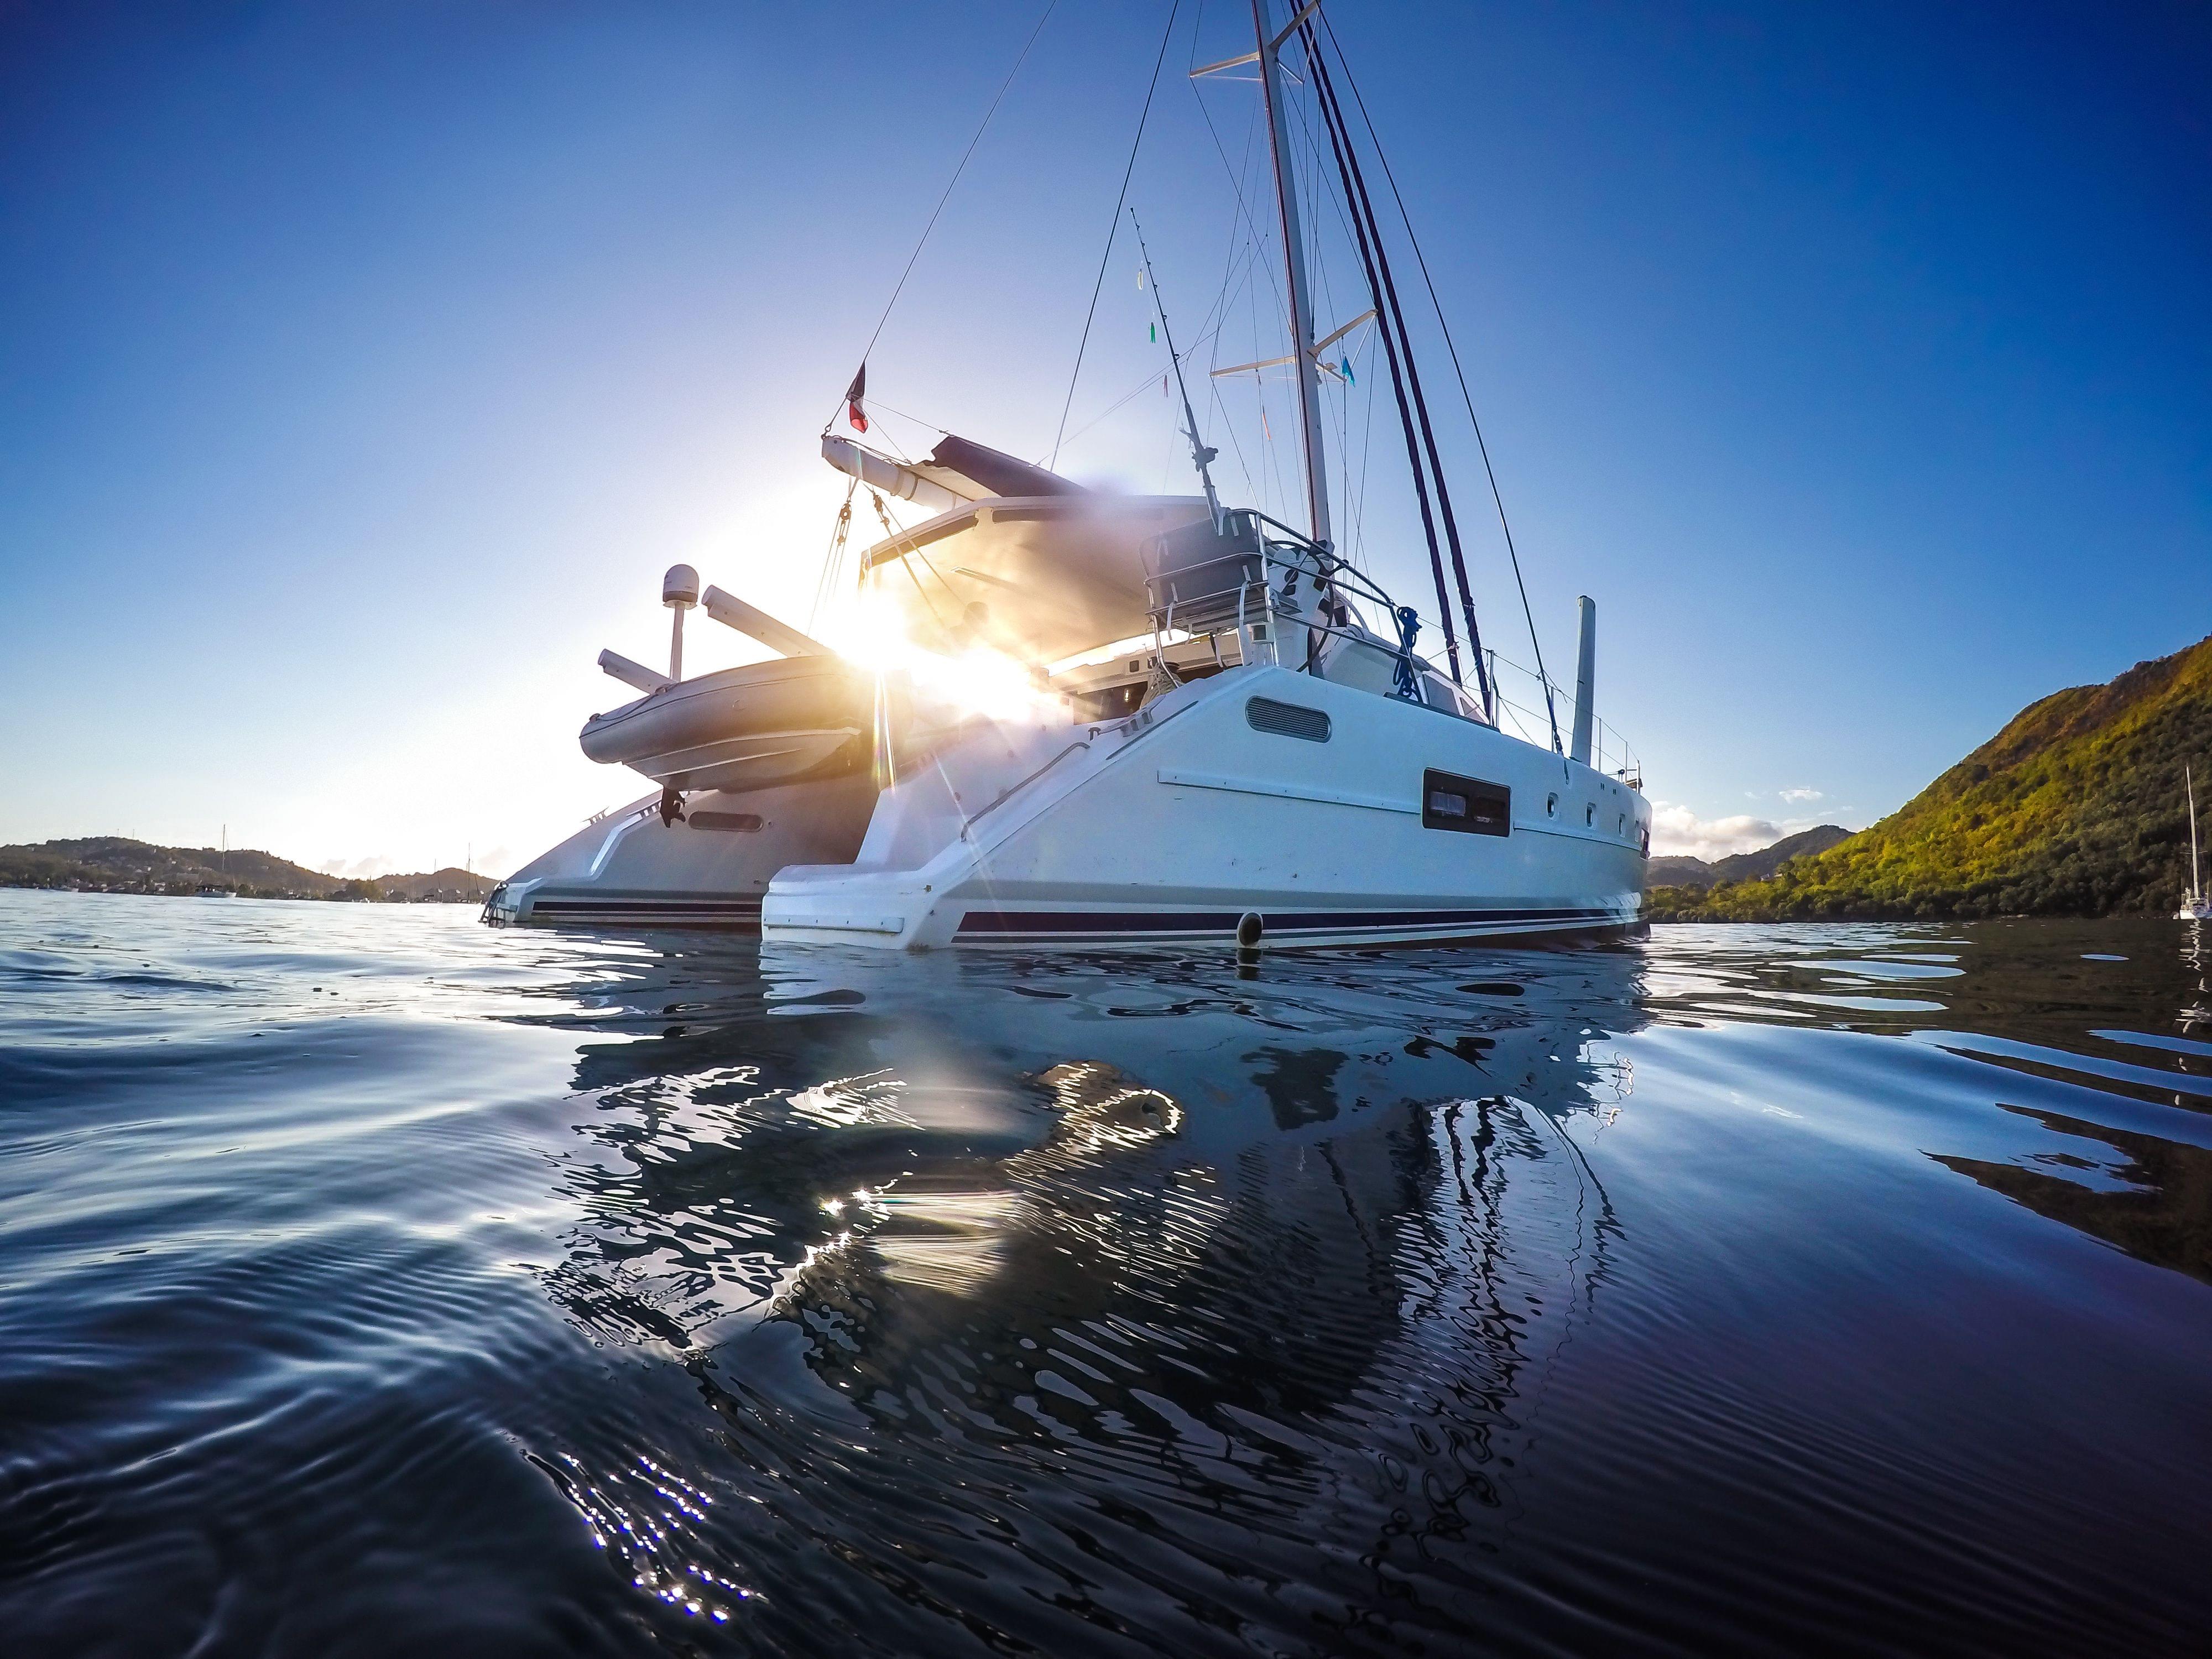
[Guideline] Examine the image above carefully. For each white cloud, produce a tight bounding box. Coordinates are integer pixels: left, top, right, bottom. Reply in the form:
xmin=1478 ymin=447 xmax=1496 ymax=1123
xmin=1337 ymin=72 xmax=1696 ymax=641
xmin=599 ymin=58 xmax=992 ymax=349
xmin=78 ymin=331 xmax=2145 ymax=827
xmin=1777 ymin=787 xmax=1824 ymax=804
xmin=1648 ymin=805 xmax=1785 ymax=860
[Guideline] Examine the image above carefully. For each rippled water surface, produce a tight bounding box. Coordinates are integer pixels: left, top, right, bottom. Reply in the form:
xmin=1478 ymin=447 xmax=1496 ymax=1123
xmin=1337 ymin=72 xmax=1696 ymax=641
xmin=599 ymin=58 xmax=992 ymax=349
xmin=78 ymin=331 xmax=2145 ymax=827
xmin=4 ymin=891 xmax=2210 ymax=1656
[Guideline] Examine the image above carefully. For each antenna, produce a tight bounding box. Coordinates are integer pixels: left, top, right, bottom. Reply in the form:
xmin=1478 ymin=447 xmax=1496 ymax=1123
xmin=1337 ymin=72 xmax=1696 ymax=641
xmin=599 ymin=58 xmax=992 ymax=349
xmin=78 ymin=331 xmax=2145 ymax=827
xmin=663 ymin=565 xmax=700 ymax=681
xmin=1130 ymin=210 xmax=1223 ymax=527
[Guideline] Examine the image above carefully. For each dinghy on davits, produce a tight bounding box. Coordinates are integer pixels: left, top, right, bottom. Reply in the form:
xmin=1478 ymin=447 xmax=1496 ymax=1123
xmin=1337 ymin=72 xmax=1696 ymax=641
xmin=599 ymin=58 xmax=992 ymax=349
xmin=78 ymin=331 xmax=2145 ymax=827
xmin=580 ymin=655 xmax=873 ymax=792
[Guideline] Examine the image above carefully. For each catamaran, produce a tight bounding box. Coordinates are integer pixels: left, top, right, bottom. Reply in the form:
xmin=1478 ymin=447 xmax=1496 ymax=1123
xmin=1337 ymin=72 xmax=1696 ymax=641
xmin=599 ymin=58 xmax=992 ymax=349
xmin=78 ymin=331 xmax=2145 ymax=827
xmin=486 ymin=2 xmax=1651 ymax=948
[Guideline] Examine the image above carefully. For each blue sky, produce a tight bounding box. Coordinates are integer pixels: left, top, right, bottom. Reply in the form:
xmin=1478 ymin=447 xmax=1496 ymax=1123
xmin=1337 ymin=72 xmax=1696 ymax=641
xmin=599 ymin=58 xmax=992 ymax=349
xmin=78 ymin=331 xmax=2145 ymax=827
xmin=2 ymin=1 xmax=2206 ymax=873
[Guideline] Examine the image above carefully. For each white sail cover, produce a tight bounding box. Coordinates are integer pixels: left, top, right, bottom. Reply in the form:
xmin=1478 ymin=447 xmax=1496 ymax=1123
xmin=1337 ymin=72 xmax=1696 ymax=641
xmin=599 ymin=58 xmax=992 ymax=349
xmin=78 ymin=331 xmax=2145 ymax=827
xmin=862 ymin=494 xmax=1213 ymax=666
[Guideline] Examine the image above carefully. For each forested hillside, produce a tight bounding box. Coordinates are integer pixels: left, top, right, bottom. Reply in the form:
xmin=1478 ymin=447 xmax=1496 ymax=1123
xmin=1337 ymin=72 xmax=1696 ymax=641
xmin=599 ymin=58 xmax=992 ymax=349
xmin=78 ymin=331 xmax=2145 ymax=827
xmin=1650 ymin=634 xmax=2212 ymax=921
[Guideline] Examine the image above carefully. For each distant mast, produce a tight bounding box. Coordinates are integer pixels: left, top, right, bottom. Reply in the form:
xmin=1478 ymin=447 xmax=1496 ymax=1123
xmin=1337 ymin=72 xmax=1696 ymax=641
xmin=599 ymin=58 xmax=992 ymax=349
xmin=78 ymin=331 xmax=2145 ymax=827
xmin=1251 ymin=0 xmax=1331 ymax=550
xmin=2190 ymin=765 xmax=2203 ymax=902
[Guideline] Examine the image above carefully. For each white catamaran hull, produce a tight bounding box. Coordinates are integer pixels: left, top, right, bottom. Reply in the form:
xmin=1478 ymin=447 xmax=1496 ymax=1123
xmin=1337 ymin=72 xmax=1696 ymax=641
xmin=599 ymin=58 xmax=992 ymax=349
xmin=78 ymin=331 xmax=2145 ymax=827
xmin=765 ymin=665 xmax=1645 ymax=949
xmin=485 ymin=768 xmax=878 ymax=928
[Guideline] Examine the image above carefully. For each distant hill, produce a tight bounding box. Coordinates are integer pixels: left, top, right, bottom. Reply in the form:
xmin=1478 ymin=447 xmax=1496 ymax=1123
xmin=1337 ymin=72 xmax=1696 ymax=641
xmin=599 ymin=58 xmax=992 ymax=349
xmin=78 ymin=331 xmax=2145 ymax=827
xmin=1646 ymin=824 xmax=1853 ymax=890
xmin=374 ymin=867 xmax=499 ymax=902
xmin=0 ymin=838 xmax=496 ymax=904
xmin=1650 ymin=634 xmax=2212 ymax=921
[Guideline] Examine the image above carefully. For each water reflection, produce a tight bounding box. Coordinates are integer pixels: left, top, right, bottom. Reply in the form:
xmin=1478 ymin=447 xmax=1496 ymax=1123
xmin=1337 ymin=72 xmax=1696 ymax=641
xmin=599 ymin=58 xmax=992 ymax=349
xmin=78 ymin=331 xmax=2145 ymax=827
xmin=521 ymin=940 xmax=1646 ymax=1652
xmin=1932 ymin=1103 xmax=2212 ymax=1284
xmin=449 ymin=917 xmax=2212 ymax=1651
xmin=11 ymin=893 xmax=2211 ymax=1655
xmin=1651 ymin=919 xmax=2212 ymax=1291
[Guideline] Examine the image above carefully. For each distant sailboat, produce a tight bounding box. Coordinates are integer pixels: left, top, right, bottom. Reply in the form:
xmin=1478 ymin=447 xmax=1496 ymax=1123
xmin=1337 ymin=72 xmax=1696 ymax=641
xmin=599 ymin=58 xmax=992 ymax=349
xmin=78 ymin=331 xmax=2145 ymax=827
xmin=2182 ymin=765 xmax=2211 ymax=921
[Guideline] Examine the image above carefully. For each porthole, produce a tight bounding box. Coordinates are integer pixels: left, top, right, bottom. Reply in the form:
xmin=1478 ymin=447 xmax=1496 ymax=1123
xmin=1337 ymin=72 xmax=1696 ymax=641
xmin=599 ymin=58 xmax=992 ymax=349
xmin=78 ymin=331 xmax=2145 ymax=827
xmin=1546 ymin=792 xmax=1559 ymax=817
xmin=1584 ymin=802 xmax=1595 ymax=827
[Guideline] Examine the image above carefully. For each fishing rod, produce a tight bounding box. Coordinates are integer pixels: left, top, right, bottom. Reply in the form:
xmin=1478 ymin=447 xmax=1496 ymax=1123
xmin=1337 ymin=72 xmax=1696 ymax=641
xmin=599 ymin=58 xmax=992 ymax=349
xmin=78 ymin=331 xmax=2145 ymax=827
xmin=1130 ymin=208 xmax=1223 ymax=529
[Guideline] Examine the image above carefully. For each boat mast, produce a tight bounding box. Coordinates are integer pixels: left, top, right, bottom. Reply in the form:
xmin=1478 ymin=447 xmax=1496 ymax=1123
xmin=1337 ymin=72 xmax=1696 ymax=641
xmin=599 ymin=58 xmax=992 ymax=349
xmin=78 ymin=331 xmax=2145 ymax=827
xmin=1251 ymin=0 xmax=1332 ymax=550
xmin=2191 ymin=764 xmax=2203 ymax=900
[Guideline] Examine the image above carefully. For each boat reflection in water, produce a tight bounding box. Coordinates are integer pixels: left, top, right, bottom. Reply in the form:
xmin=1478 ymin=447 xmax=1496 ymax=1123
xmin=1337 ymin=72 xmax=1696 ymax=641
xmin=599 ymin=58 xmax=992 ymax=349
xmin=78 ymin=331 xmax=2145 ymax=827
xmin=524 ymin=938 xmax=1646 ymax=1649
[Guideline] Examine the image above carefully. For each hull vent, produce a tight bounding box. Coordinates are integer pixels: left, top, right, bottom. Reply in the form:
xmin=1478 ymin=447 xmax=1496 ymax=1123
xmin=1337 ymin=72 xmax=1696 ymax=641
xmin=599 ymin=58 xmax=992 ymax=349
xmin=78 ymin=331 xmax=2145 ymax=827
xmin=1246 ymin=697 xmax=1332 ymax=743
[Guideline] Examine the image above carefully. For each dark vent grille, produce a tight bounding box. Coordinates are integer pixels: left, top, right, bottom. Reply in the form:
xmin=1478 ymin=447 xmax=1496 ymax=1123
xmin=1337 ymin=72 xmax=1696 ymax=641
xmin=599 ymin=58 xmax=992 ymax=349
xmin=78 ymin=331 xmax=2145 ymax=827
xmin=1245 ymin=697 xmax=1331 ymax=743
xmin=688 ymin=811 xmax=763 ymax=833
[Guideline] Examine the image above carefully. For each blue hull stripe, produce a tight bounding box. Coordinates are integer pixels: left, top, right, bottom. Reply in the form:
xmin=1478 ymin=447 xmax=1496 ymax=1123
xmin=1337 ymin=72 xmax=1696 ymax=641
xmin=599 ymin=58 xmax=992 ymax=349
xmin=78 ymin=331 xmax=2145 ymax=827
xmin=521 ymin=898 xmax=1630 ymax=936
xmin=529 ymin=897 xmax=763 ymax=919
xmin=956 ymin=905 xmax=1624 ymax=937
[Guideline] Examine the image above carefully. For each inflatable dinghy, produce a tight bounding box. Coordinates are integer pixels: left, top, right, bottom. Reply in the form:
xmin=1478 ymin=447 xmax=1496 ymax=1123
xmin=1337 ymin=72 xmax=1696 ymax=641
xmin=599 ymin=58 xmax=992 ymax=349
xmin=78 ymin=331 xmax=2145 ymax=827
xmin=580 ymin=654 xmax=874 ymax=791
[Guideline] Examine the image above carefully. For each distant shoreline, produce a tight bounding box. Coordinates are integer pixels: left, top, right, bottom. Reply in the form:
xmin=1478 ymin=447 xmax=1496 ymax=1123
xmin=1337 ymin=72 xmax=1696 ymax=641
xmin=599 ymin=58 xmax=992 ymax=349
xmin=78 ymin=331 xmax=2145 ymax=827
xmin=0 ymin=838 xmax=498 ymax=905
xmin=1 ymin=881 xmax=486 ymax=905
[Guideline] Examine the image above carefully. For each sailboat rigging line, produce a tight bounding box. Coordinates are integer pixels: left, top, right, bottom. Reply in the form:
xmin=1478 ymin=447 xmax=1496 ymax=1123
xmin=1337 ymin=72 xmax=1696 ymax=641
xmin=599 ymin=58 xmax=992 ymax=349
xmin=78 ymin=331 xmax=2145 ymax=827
xmin=1207 ymin=377 xmax=1259 ymax=503
xmin=1303 ymin=22 xmax=1490 ymax=714
xmin=809 ymin=474 xmax=860 ymax=632
xmin=1048 ymin=0 xmax=1182 ymax=471
xmin=1319 ymin=14 xmax=1557 ymax=752
xmin=1056 ymin=229 xmax=1247 ymax=458
xmin=1301 ymin=35 xmax=1461 ymax=688
xmin=1190 ymin=75 xmax=1289 ymax=352
xmin=1056 ymin=341 xmax=1202 ymax=456
xmin=1353 ymin=327 xmax=1379 ymax=567
xmin=829 ymin=0 xmax=1058 ymax=432
xmin=872 ymin=492 xmax=984 ymax=634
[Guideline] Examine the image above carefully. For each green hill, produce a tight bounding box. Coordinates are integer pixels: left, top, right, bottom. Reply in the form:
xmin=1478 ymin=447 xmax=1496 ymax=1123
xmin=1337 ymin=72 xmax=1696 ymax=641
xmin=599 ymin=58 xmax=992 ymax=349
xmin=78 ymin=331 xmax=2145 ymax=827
xmin=0 ymin=838 xmax=495 ymax=904
xmin=1647 ymin=824 xmax=1853 ymax=889
xmin=1650 ymin=633 xmax=2212 ymax=921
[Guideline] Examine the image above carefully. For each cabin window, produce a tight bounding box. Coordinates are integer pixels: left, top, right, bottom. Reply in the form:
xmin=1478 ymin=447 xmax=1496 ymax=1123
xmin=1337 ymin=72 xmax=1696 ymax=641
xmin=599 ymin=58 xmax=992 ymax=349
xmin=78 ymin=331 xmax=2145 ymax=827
xmin=1246 ymin=696 xmax=1331 ymax=743
xmin=1074 ymin=682 xmax=1146 ymax=723
xmin=1546 ymin=792 xmax=1559 ymax=817
xmin=1585 ymin=802 xmax=1595 ymax=827
xmin=1422 ymin=769 xmax=1510 ymax=837
xmin=688 ymin=811 xmax=763 ymax=833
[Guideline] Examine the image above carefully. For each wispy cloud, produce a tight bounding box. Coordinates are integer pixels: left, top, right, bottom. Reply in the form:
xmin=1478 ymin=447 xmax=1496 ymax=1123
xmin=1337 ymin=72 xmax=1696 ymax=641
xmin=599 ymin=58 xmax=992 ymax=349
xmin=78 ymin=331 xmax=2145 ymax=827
xmin=320 ymin=855 xmax=398 ymax=879
xmin=1777 ymin=787 xmax=1825 ymax=804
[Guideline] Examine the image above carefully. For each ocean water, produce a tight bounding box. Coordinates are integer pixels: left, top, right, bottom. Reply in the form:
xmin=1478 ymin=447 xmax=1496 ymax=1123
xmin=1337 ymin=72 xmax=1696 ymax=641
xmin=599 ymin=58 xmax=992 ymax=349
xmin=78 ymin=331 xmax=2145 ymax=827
xmin=2 ymin=890 xmax=2208 ymax=1657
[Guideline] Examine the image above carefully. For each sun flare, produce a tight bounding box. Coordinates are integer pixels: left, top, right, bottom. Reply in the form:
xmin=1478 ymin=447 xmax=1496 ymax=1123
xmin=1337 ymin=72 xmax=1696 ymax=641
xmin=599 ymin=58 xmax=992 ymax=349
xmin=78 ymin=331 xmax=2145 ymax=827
xmin=825 ymin=587 xmax=1066 ymax=726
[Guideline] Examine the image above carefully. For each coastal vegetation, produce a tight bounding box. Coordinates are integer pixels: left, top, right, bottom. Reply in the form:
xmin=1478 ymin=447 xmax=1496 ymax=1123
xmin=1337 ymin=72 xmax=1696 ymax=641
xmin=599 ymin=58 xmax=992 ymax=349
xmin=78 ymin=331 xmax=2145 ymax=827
xmin=0 ymin=838 xmax=495 ymax=904
xmin=1650 ymin=633 xmax=2212 ymax=921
